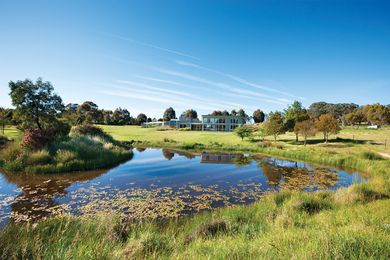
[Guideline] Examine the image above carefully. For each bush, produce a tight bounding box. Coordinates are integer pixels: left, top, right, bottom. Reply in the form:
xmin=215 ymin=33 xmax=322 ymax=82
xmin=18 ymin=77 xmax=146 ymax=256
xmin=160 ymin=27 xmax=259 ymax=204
xmin=70 ymin=125 xmax=105 ymax=137
xmin=163 ymin=138 xmax=176 ymax=143
xmin=70 ymin=125 xmax=114 ymax=143
xmin=22 ymin=128 xmax=54 ymax=149
xmin=54 ymin=149 xmax=77 ymax=163
xmin=0 ymin=142 xmax=24 ymax=162
xmin=361 ymin=152 xmax=383 ymax=160
xmin=27 ymin=150 xmax=52 ymax=165
xmin=0 ymin=135 xmax=9 ymax=146
xmin=294 ymin=196 xmax=332 ymax=214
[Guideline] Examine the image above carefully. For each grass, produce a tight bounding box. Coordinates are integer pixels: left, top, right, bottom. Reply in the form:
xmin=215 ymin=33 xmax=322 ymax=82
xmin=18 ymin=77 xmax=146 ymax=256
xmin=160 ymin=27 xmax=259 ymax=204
xmin=0 ymin=135 xmax=132 ymax=174
xmin=0 ymin=190 xmax=389 ymax=259
xmin=1 ymin=125 xmax=389 ymax=258
xmin=1 ymin=125 xmax=23 ymax=141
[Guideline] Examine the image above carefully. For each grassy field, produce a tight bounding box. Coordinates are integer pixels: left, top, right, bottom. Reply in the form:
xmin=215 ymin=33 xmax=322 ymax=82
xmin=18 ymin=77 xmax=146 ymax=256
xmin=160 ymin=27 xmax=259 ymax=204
xmin=1 ymin=125 xmax=390 ymax=259
xmin=100 ymin=124 xmax=390 ymax=150
xmin=1 ymin=126 xmax=23 ymax=141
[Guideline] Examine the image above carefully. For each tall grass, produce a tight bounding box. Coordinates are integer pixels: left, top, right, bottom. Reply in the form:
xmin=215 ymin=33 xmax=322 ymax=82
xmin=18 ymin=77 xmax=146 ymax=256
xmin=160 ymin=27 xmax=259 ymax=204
xmin=0 ymin=135 xmax=132 ymax=174
xmin=1 ymin=191 xmax=389 ymax=259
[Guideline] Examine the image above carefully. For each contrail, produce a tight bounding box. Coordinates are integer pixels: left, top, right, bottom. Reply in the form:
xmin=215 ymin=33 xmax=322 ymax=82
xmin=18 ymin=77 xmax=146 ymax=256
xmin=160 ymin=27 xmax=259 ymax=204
xmin=101 ymin=32 xmax=200 ymax=60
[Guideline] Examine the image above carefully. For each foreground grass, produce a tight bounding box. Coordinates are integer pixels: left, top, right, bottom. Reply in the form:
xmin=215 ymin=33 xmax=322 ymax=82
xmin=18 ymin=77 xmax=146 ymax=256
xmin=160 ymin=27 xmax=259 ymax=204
xmin=1 ymin=189 xmax=389 ymax=259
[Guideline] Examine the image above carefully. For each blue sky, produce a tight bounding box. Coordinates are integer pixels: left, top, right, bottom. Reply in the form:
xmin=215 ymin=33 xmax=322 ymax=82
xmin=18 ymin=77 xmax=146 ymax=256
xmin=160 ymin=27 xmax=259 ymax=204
xmin=0 ymin=0 xmax=389 ymax=118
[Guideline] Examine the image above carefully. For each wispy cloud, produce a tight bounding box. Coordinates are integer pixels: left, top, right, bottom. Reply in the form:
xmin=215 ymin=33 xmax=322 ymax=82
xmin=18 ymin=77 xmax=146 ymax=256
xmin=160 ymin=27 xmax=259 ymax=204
xmin=99 ymin=81 xmax=246 ymax=111
xmin=152 ymin=67 xmax=291 ymax=105
xmin=102 ymin=32 xmax=200 ymax=60
xmin=175 ymin=60 xmax=304 ymax=100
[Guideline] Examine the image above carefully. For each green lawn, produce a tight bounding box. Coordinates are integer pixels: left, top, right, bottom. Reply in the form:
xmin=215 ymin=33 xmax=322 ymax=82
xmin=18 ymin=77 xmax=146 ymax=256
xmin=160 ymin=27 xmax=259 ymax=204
xmin=1 ymin=126 xmax=23 ymax=141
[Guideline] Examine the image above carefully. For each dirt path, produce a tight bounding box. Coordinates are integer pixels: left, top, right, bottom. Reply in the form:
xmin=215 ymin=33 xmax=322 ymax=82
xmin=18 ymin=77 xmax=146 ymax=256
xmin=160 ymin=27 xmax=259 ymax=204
xmin=378 ymin=152 xmax=390 ymax=159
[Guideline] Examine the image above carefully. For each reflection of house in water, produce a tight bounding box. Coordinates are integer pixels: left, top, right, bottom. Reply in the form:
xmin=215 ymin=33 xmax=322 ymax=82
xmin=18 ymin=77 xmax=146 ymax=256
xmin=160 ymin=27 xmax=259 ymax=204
xmin=201 ymin=152 xmax=244 ymax=164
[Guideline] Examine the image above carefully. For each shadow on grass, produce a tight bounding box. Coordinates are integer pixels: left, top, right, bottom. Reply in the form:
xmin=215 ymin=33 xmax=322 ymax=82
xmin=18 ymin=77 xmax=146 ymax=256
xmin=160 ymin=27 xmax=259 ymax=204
xmin=281 ymin=137 xmax=368 ymax=146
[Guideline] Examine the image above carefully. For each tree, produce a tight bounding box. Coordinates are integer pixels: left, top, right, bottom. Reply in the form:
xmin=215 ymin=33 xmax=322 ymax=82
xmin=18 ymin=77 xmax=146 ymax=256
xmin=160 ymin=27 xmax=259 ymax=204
xmin=102 ymin=110 xmax=113 ymax=125
xmin=185 ymin=109 xmax=198 ymax=120
xmin=308 ymin=102 xmax=330 ymax=119
xmin=345 ymin=109 xmax=366 ymax=128
xmin=330 ymin=103 xmax=359 ymax=125
xmin=231 ymin=109 xmax=238 ymax=116
xmin=363 ymin=104 xmax=390 ymax=125
xmin=136 ymin=113 xmax=147 ymax=125
xmin=237 ymin=108 xmax=248 ymax=120
xmin=112 ymin=108 xmax=131 ymax=125
xmin=234 ymin=125 xmax=253 ymax=141
xmin=0 ymin=108 xmax=12 ymax=134
xmin=265 ymin=111 xmax=285 ymax=143
xmin=253 ymin=109 xmax=265 ymax=123
xmin=62 ymin=103 xmax=79 ymax=125
xmin=9 ymin=78 xmax=64 ymax=129
xmin=221 ymin=110 xmax=230 ymax=116
xmin=257 ymin=123 xmax=267 ymax=143
xmin=77 ymin=101 xmax=102 ymax=124
xmin=294 ymin=120 xmax=317 ymax=146
xmin=163 ymin=107 xmax=176 ymax=121
xmin=315 ymin=114 xmax=340 ymax=142
xmin=211 ymin=110 xmax=223 ymax=116
xmin=283 ymin=101 xmax=309 ymax=141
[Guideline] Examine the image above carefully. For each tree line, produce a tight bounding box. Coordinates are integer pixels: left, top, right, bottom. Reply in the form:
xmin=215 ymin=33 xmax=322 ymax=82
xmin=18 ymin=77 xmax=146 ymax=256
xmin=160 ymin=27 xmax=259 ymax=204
xmin=1 ymin=78 xmax=389 ymax=138
xmin=234 ymin=100 xmax=390 ymax=145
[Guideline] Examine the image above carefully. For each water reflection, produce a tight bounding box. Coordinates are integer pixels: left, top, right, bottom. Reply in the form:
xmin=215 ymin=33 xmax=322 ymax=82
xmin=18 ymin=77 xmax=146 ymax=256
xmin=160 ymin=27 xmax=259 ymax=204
xmin=1 ymin=171 xmax=105 ymax=224
xmin=257 ymin=159 xmax=339 ymax=190
xmin=136 ymin=147 xmax=147 ymax=152
xmin=0 ymin=149 xmax=363 ymax=227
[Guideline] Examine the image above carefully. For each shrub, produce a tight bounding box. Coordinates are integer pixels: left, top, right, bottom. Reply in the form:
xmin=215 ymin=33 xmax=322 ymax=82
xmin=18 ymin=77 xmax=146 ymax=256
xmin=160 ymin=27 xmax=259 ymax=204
xmin=179 ymin=128 xmax=191 ymax=131
xmin=70 ymin=125 xmax=114 ymax=143
xmin=0 ymin=135 xmax=9 ymax=146
xmin=361 ymin=151 xmax=383 ymax=160
xmin=163 ymin=138 xmax=176 ymax=143
xmin=294 ymin=196 xmax=332 ymax=214
xmin=0 ymin=142 xmax=24 ymax=162
xmin=27 ymin=150 xmax=52 ymax=165
xmin=22 ymin=128 xmax=54 ymax=149
xmin=70 ymin=125 xmax=105 ymax=137
xmin=54 ymin=149 xmax=77 ymax=163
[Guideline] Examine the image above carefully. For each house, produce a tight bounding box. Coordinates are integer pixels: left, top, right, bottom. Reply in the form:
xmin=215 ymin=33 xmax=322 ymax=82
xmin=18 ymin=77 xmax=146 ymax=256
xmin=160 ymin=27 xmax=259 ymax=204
xmin=165 ymin=113 xmax=203 ymax=130
xmin=142 ymin=113 xmax=246 ymax=131
xmin=202 ymin=115 xmax=246 ymax=131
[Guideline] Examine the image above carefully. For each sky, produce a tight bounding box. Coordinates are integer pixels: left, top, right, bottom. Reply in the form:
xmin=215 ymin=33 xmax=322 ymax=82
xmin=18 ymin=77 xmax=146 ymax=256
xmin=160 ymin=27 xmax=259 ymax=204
xmin=0 ymin=0 xmax=389 ymax=118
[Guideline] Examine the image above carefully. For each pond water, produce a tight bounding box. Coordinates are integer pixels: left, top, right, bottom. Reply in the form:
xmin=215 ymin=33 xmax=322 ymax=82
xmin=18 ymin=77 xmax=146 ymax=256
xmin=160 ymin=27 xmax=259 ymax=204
xmin=0 ymin=148 xmax=364 ymax=228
